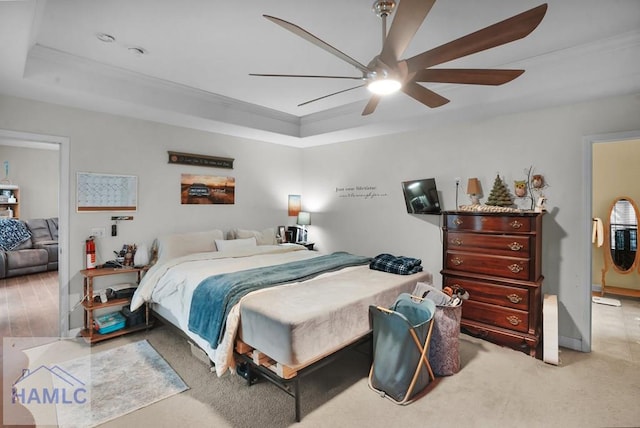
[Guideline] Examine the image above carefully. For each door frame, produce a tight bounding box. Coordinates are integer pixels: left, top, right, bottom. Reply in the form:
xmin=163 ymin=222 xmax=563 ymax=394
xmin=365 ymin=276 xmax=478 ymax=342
xmin=583 ymin=129 xmax=640 ymax=352
xmin=0 ymin=128 xmax=70 ymax=336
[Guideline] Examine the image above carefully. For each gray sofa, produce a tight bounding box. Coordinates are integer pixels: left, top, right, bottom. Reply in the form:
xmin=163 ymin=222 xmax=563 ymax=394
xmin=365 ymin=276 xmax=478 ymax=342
xmin=0 ymin=218 xmax=58 ymax=278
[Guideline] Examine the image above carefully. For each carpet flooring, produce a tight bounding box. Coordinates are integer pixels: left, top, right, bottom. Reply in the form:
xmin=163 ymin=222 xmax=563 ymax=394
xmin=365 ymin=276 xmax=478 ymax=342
xmin=4 ymin=299 xmax=640 ymax=427
xmin=91 ymin=322 xmax=640 ymax=428
xmin=10 ymin=339 xmax=188 ymax=427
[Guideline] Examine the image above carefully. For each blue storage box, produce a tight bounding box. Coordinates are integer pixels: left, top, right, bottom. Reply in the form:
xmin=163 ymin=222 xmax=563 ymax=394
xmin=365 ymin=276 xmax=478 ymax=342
xmin=94 ymin=311 xmax=126 ymax=334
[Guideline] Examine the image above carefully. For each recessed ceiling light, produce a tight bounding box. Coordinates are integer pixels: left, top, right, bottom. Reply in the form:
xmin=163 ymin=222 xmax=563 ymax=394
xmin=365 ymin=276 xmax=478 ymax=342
xmin=127 ymin=47 xmax=147 ymax=57
xmin=96 ymin=33 xmax=115 ymax=43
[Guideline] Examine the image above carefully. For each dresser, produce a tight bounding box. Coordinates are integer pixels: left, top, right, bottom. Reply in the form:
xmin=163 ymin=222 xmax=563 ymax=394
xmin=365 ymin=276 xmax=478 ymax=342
xmin=441 ymin=211 xmax=543 ymax=357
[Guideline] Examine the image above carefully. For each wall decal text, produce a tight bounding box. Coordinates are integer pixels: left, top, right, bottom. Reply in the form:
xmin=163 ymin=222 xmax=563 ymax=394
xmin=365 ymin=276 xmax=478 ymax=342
xmin=335 ymin=185 xmax=388 ymax=199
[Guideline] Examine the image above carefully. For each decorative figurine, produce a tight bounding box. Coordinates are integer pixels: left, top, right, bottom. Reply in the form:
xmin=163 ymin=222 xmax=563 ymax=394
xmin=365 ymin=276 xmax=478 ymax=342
xmin=514 ymin=180 xmax=527 ymax=197
xmin=486 ymin=174 xmax=514 ymax=207
xmin=531 ymin=174 xmax=544 ymax=189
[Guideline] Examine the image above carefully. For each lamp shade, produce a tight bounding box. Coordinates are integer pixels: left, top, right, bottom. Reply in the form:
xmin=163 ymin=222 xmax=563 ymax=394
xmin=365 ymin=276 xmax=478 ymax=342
xmin=466 ymin=178 xmax=481 ymax=195
xmin=296 ymin=211 xmax=311 ymax=226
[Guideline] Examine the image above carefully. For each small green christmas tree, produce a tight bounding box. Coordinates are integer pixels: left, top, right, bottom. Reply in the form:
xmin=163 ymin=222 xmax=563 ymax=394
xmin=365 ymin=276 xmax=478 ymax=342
xmin=486 ymin=174 xmax=514 ymax=207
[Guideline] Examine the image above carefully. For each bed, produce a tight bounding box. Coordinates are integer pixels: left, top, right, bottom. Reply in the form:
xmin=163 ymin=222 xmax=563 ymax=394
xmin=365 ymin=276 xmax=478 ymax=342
xmin=130 ymin=229 xmax=432 ymax=420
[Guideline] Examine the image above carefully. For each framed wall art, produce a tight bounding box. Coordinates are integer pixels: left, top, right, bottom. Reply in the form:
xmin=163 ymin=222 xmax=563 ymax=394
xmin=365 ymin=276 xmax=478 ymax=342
xmin=288 ymin=194 xmax=301 ymax=216
xmin=181 ymin=174 xmax=235 ymax=205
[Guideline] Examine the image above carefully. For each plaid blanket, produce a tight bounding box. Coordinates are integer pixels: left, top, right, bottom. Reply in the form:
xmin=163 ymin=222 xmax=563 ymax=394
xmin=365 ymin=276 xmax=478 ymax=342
xmin=369 ymin=253 xmax=423 ymax=275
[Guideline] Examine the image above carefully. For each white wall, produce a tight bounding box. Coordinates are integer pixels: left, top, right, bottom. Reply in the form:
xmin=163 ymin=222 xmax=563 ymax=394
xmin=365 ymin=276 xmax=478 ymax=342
xmin=2 ymin=91 xmax=640 ymax=349
xmin=301 ymin=93 xmax=640 ymax=349
xmin=0 ymin=94 xmax=303 ymax=328
xmin=0 ymin=145 xmax=58 ymax=219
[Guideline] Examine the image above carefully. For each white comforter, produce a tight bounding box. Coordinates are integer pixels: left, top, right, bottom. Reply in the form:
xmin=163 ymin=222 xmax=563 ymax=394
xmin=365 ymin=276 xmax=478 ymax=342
xmin=130 ymin=244 xmax=320 ymax=376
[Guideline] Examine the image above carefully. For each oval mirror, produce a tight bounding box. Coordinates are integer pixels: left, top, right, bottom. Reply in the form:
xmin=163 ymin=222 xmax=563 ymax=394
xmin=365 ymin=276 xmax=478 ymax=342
xmin=608 ymin=197 xmax=639 ymax=273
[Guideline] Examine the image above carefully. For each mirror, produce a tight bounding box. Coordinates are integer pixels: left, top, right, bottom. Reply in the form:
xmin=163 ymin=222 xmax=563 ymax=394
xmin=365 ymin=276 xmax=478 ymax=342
xmin=607 ymin=197 xmax=639 ymax=273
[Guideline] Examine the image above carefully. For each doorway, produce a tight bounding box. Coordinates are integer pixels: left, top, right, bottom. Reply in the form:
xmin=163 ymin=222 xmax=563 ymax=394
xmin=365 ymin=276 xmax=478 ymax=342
xmin=0 ymin=129 xmax=70 ymax=336
xmin=585 ymin=130 xmax=640 ymax=355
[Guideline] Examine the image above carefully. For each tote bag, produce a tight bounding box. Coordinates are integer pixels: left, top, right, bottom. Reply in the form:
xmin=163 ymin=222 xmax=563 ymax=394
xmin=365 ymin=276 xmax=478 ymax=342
xmin=413 ymin=282 xmax=462 ymax=376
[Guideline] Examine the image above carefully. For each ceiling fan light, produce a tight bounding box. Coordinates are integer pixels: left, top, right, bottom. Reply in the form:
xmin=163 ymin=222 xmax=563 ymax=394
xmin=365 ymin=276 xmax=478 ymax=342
xmin=367 ymin=78 xmax=401 ymax=95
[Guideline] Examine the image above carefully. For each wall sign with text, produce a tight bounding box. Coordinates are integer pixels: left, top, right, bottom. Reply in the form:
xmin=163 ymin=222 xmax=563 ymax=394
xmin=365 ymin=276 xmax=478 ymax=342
xmin=168 ymin=151 xmax=234 ymax=169
xmin=335 ymin=185 xmax=388 ymax=200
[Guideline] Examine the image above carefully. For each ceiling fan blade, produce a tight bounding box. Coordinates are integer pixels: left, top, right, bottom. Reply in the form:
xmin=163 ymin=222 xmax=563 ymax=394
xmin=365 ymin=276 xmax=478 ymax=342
xmin=413 ymin=69 xmax=524 ymax=85
xmin=298 ymin=84 xmax=366 ymax=107
xmin=402 ymin=82 xmax=450 ymax=108
xmin=250 ymin=73 xmax=364 ymax=80
xmin=406 ymin=4 xmax=548 ymax=73
xmin=263 ymin=15 xmax=370 ymax=74
xmin=362 ymin=96 xmax=381 ymax=116
xmin=380 ymin=0 xmax=435 ymax=65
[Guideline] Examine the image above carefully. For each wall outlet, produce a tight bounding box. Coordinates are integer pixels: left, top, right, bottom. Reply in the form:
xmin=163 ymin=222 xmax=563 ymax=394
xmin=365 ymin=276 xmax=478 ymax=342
xmin=91 ymin=227 xmax=106 ymax=238
xmin=455 ymin=177 xmax=461 ymax=186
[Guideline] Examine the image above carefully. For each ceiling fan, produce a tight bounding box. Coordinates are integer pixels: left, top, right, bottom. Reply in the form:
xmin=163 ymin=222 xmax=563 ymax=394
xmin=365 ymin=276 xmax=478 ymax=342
xmin=250 ymin=1 xmax=548 ymax=116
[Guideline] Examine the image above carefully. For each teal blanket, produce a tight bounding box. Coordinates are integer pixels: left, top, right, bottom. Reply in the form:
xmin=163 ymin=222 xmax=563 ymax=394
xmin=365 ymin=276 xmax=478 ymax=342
xmin=188 ymin=251 xmax=371 ymax=349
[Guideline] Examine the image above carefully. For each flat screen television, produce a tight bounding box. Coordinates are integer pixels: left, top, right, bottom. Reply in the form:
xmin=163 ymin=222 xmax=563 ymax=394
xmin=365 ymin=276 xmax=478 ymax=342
xmin=401 ymin=178 xmax=441 ymax=214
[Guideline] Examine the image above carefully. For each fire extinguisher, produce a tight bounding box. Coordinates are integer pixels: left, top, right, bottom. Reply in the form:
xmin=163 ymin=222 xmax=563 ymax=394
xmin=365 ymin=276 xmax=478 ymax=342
xmin=85 ymin=237 xmax=96 ymax=269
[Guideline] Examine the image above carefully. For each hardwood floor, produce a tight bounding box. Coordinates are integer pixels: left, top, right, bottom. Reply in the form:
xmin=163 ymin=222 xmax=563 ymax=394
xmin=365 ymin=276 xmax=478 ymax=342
xmin=0 ymin=271 xmax=59 ymax=338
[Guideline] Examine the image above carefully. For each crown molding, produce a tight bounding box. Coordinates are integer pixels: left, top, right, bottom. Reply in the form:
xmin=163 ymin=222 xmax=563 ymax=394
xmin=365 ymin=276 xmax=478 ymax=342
xmin=12 ymin=29 xmax=640 ymax=147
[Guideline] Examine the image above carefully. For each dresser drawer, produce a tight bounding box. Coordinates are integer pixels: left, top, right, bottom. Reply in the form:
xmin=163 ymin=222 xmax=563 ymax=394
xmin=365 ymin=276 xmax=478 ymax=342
xmin=447 ymin=232 xmax=531 ymax=257
xmin=460 ymin=322 xmax=535 ymax=354
xmin=443 ymin=276 xmax=529 ymax=311
xmin=447 ymin=214 xmax=532 ymax=233
xmin=462 ymin=300 xmax=529 ymax=333
xmin=445 ymin=251 xmax=530 ymax=280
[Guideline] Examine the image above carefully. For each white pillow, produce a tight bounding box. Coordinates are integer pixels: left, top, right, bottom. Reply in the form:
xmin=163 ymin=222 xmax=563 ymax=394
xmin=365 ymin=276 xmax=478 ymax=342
xmin=156 ymin=229 xmax=224 ymax=263
xmin=215 ymin=237 xmax=257 ymax=252
xmin=233 ymin=228 xmax=277 ymax=245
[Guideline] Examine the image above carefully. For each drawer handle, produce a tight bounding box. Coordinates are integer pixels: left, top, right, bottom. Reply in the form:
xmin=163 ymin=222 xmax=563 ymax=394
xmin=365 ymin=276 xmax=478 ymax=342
xmin=506 ymin=315 xmax=522 ymax=326
xmin=509 ymin=220 xmax=523 ymax=229
xmin=507 ymin=264 xmax=524 ymax=273
xmin=508 ymin=242 xmax=523 ymax=251
xmin=451 ymin=257 xmax=464 ymax=266
xmin=451 ymin=238 xmax=463 ymax=246
xmin=453 ymin=218 xmax=463 ymax=226
xmin=506 ymin=293 xmax=523 ymax=304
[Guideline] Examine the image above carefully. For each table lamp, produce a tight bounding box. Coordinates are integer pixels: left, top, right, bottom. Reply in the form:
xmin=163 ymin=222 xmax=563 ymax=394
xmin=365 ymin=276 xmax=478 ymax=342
xmin=467 ymin=178 xmax=482 ymax=205
xmin=296 ymin=211 xmax=311 ymax=242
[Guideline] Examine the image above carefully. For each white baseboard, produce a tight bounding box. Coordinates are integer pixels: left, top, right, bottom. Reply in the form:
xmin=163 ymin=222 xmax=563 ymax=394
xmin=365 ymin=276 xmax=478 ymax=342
xmin=66 ymin=327 xmax=81 ymax=338
xmin=559 ymin=335 xmax=585 ymax=352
